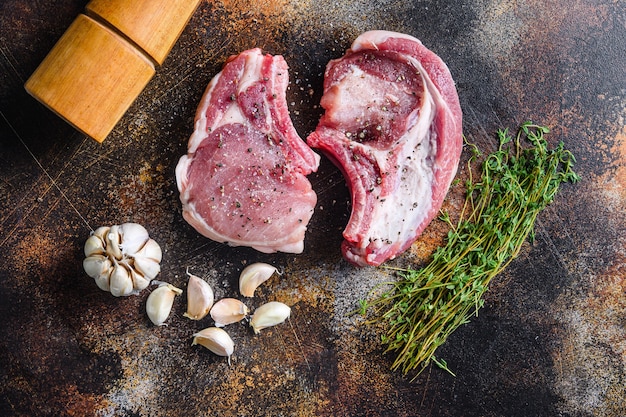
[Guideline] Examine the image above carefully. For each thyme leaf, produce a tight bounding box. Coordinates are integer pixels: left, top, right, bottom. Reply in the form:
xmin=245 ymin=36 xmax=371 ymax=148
xmin=362 ymin=122 xmax=580 ymax=378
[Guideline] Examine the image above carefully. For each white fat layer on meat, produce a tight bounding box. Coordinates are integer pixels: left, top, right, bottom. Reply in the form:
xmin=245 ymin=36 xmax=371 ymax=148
xmin=187 ymin=50 xmax=271 ymax=155
xmin=236 ymin=50 xmax=273 ymax=130
xmin=187 ymin=72 xmax=220 ymax=155
xmin=351 ymin=30 xmax=422 ymax=52
xmin=238 ymin=50 xmax=264 ymax=91
xmin=341 ymin=58 xmax=442 ymax=258
xmin=175 ymin=154 xmax=192 ymax=196
xmin=323 ymin=66 xmax=412 ymax=129
xmin=219 ymin=100 xmax=248 ymax=127
xmin=324 ymin=67 xmax=373 ymax=124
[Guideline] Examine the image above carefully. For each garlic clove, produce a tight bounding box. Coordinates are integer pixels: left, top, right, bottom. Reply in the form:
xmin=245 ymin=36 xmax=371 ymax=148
xmin=105 ymin=225 xmax=123 ymax=260
xmin=92 ymin=226 xmax=110 ymax=240
xmin=134 ymin=256 xmax=161 ymax=280
xmin=93 ymin=268 xmax=112 ymax=292
xmin=109 ymin=263 xmax=133 ymax=297
xmin=83 ymin=255 xmax=112 ymax=279
xmin=250 ymin=301 xmax=291 ymax=334
xmin=239 ymin=262 xmax=278 ymax=297
xmin=192 ymin=327 xmax=234 ymax=364
xmin=133 ymin=238 xmax=162 ymax=262
xmin=146 ymin=283 xmax=183 ymax=326
xmin=129 ymin=268 xmax=151 ymax=293
xmin=184 ymin=271 xmax=214 ymax=320
xmin=210 ymin=298 xmax=249 ymax=327
xmin=119 ymin=223 xmax=150 ymax=255
xmin=84 ymin=235 xmax=106 ymax=257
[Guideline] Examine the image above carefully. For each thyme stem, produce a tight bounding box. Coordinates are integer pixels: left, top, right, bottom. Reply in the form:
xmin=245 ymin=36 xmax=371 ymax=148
xmin=363 ymin=122 xmax=580 ymax=378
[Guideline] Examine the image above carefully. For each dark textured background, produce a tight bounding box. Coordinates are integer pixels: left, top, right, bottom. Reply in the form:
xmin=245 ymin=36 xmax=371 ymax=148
xmin=1 ymin=1 xmax=625 ymax=416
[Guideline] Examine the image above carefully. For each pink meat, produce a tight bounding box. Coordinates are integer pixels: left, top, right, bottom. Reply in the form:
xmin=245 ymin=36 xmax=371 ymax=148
xmin=176 ymin=48 xmax=320 ymax=254
xmin=307 ymin=31 xmax=463 ymax=266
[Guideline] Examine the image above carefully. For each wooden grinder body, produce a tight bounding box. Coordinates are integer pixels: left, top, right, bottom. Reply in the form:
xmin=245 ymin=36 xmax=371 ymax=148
xmin=24 ymin=0 xmax=202 ymax=143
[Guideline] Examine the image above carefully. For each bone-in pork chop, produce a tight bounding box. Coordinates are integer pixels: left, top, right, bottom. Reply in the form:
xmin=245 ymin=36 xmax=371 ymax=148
xmin=307 ymin=31 xmax=463 ymax=266
xmin=176 ymin=48 xmax=320 ymax=254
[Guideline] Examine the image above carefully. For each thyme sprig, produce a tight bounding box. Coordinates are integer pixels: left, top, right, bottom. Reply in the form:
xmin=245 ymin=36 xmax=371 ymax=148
xmin=361 ymin=122 xmax=580 ymax=378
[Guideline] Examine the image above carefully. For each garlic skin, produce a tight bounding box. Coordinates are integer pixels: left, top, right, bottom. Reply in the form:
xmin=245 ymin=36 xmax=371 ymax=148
xmin=83 ymin=223 xmax=162 ymax=296
xmin=239 ymin=262 xmax=278 ymax=297
xmin=192 ymin=327 xmax=234 ymax=364
xmin=146 ymin=283 xmax=182 ymax=326
xmin=210 ymin=298 xmax=249 ymax=327
xmin=250 ymin=301 xmax=291 ymax=334
xmin=184 ymin=270 xmax=214 ymax=320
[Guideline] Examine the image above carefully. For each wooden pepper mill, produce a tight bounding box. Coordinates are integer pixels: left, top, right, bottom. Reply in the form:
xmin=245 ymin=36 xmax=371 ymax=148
xmin=24 ymin=0 xmax=202 ymax=143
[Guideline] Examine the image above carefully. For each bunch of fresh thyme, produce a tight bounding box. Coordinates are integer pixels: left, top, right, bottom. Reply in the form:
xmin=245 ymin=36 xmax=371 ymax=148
xmin=360 ymin=122 xmax=580 ymax=377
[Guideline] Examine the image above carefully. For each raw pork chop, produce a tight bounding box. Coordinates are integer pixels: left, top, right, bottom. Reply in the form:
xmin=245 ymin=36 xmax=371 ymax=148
xmin=176 ymin=48 xmax=320 ymax=254
xmin=307 ymin=31 xmax=463 ymax=266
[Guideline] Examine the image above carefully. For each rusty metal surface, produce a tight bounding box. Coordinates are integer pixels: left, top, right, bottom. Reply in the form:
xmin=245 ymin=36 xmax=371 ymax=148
xmin=1 ymin=0 xmax=624 ymax=416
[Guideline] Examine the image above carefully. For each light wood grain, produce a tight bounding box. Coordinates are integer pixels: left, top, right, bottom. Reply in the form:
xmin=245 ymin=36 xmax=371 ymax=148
xmin=25 ymin=15 xmax=155 ymax=143
xmin=86 ymin=0 xmax=203 ymax=65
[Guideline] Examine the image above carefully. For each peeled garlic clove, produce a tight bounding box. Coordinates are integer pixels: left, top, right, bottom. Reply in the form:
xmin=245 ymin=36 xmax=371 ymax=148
xmin=119 ymin=223 xmax=150 ymax=255
xmin=239 ymin=262 xmax=278 ymax=297
xmin=134 ymin=256 xmax=161 ymax=280
xmin=250 ymin=301 xmax=291 ymax=334
xmin=84 ymin=235 xmax=106 ymax=257
xmin=192 ymin=327 xmax=234 ymax=364
xmin=184 ymin=272 xmax=214 ymax=320
xmin=146 ymin=283 xmax=182 ymax=326
xmin=210 ymin=298 xmax=249 ymax=327
xmin=109 ymin=263 xmax=133 ymax=297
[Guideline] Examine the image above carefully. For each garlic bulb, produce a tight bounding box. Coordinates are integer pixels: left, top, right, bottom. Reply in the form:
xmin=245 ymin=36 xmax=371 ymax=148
xmin=184 ymin=270 xmax=214 ymax=320
xmin=192 ymin=327 xmax=234 ymax=364
xmin=146 ymin=282 xmax=182 ymax=326
xmin=83 ymin=223 xmax=162 ymax=296
xmin=239 ymin=262 xmax=278 ymax=297
xmin=210 ymin=298 xmax=249 ymax=327
xmin=250 ymin=301 xmax=291 ymax=334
